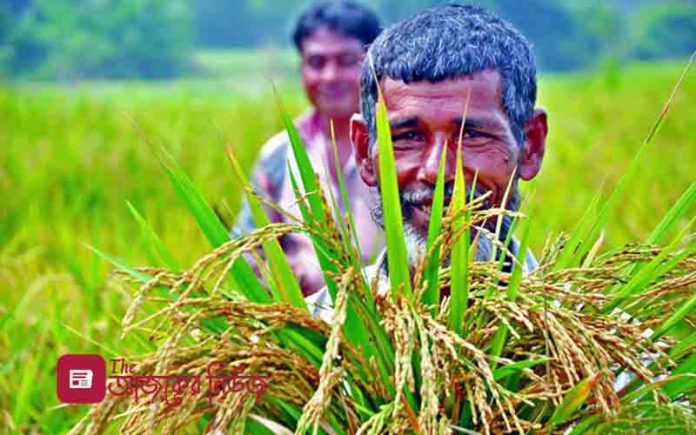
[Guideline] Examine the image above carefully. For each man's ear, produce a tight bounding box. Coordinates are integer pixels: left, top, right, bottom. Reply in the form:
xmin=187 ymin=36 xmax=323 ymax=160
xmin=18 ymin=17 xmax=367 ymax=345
xmin=350 ymin=113 xmax=378 ymax=187
xmin=519 ymin=108 xmax=548 ymax=181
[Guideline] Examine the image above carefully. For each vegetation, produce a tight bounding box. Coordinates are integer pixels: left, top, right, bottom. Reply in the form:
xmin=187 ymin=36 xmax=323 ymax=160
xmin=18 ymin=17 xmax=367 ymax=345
xmin=68 ymin=58 xmax=695 ymax=433
xmin=1 ymin=0 xmax=192 ymax=79
xmin=1 ymin=0 xmax=694 ymax=79
xmin=0 ymin=60 xmax=694 ymax=432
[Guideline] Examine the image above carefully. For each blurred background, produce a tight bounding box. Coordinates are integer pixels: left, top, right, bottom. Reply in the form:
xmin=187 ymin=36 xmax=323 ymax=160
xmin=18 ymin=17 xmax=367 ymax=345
xmin=1 ymin=0 xmax=695 ymax=80
xmin=1 ymin=0 xmax=694 ymax=432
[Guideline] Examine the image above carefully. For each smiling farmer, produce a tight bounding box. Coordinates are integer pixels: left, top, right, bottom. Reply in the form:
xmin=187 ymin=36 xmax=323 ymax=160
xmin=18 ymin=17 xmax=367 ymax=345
xmin=307 ymin=3 xmax=549 ymax=319
xmin=231 ymin=1 xmax=383 ymax=297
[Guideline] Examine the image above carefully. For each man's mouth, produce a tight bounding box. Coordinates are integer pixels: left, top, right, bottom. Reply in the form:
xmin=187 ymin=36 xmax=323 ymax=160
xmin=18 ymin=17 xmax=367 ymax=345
xmin=414 ymin=203 xmax=432 ymax=214
xmin=319 ymin=84 xmax=350 ymax=99
xmin=405 ymin=198 xmax=450 ymax=231
xmin=408 ymin=196 xmax=453 ymax=215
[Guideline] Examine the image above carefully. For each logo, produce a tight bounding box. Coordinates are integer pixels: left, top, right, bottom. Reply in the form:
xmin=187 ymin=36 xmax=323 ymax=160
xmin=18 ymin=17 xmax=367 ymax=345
xmin=69 ymin=369 xmax=93 ymax=389
xmin=57 ymin=354 xmax=106 ymax=404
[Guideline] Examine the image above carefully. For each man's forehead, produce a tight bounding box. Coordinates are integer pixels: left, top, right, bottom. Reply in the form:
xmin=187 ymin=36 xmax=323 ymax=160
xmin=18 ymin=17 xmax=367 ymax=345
xmin=380 ymin=69 xmax=504 ymax=112
xmin=301 ymin=27 xmax=365 ymax=56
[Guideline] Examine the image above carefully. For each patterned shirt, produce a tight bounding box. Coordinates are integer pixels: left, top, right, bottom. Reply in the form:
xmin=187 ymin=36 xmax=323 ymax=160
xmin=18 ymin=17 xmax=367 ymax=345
xmin=231 ymin=109 xmax=384 ymax=294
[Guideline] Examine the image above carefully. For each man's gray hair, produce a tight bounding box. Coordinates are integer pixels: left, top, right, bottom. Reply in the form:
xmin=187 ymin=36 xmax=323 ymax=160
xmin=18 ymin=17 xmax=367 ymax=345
xmin=360 ymin=3 xmax=537 ymax=149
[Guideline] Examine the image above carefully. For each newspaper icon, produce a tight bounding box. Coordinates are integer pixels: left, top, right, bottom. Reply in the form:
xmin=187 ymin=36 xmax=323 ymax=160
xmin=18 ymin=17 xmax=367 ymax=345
xmin=57 ymin=354 xmax=106 ymax=403
xmin=69 ymin=369 xmax=94 ymax=389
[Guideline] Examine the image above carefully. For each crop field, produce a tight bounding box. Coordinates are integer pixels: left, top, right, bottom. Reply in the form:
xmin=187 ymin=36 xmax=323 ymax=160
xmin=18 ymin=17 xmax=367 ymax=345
xmin=0 ymin=59 xmax=694 ymax=432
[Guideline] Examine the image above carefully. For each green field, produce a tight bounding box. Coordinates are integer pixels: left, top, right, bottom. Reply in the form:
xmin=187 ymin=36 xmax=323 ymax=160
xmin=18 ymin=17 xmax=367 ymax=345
xmin=1 ymin=60 xmax=694 ymax=432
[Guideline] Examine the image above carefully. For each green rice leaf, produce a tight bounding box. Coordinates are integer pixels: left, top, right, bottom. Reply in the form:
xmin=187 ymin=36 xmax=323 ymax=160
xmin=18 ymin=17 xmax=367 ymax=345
xmin=651 ymin=291 xmax=696 ymax=340
xmin=158 ymin=146 xmax=270 ymax=303
xmin=423 ymin=146 xmax=448 ymax=310
xmin=274 ymin=89 xmax=343 ymax=305
xmin=158 ymin=146 xmax=229 ymax=248
xmin=493 ymin=357 xmax=549 ymax=381
xmin=550 ymin=373 xmax=600 ymax=428
xmin=330 ymin=122 xmax=365 ymax=269
xmin=490 ymin=213 xmax=532 ymax=360
xmin=507 ymin=210 xmax=532 ymax=301
xmin=126 ymin=200 xmax=180 ymax=270
xmin=661 ymin=354 xmax=696 ymax=399
xmin=646 ymin=182 xmax=696 ymax=245
xmin=280 ymin=98 xmax=397 ymax=396
xmin=226 ymin=147 xmax=304 ymax=308
xmin=552 ymin=193 xmax=601 ymax=271
xmin=375 ymin=92 xmax=412 ymax=299
xmin=448 ymin=144 xmax=469 ymax=335
xmin=605 ymin=215 xmax=695 ymax=312
xmin=84 ymin=243 xmax=152 ymax=284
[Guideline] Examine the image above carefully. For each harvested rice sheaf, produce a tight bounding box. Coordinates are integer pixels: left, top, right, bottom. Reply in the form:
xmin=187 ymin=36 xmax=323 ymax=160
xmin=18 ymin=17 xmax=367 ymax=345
xmin=69 ymin=203 xmax=696 ymax=434
xmin=71 ymin=62 xmax=695 ymax=433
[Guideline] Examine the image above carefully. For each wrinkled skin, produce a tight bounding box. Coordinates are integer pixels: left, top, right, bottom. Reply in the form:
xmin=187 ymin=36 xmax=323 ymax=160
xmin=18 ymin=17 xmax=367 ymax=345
xmin=351 ymin=70 xmax=548 ymax=262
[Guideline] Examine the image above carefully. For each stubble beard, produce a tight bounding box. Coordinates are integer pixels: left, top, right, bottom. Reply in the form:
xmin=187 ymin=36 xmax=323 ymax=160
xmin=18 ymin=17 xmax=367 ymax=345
xmin=369 ymin=183 xmax=520 ymax=267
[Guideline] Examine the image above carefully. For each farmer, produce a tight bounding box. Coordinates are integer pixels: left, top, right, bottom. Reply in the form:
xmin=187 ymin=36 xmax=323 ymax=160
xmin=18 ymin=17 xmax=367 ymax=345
xmin=231 ymin=1 xmax=383 ymax=296
xmin=307 ymin=4 xmax=548 ymax=320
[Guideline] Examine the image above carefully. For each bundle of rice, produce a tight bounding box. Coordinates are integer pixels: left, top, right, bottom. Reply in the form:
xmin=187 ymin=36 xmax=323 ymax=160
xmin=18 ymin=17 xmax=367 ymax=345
xmin=70 ymin=93 xmax=695 ymax=435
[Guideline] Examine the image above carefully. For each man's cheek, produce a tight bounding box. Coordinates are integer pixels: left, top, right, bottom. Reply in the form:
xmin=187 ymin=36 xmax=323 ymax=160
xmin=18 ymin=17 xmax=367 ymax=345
xmin=393 ymin=157 xmax=423 ymax=185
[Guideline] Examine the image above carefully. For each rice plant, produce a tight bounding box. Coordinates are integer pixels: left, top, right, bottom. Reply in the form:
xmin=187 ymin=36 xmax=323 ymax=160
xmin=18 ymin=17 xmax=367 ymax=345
xmin=68 ymin=67 xmax=695 ymax=434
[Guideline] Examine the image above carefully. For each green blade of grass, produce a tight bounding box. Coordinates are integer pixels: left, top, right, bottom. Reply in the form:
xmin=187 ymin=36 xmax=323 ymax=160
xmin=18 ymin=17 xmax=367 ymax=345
xmin=645 ymin=182 xmax=696 ymax=246
xmin=158 ymin=147 xmax=229 ymax=248
xmin=493 ymin=357 xmax=549 ymax=381
xmin=423 ymin=146 xmax=448 ymax=310
xmin=282 ymin=100 xmax=398 ymax=399
xmin=604 ymin=215 xmax=695 ymax=313
xmin=651 ymin=291 xmax=696 ymax=340
xmin=330 ymin=122 xmax=365 ymax=268
xmin=126 ymin=200 xmax=180 ymax=270
xmin=661 ymin=354 xmax=696 ymax=399
xmin=157 ymin=146 xmax=270 ymax=303
xmin=275 ymin=90 xmax=344 ymax=308
xmin=226 ymin=147 xmax=305 ymax=309
xmin=375 ymin=92 xmax=412 ymax=300
xmin=549 ymin=373 xmax=600 ymax=428
xmin=448 ymin=144 xmax=469 ymax=335
xmin=556 ymin=53 xmax=694 ymax=272
xmin=84 ymin=243 xmax=153 ymax=284
xmin=489 ymin=212 xmax=532 ymax=361
xmin=552 ymin=193 xmax=601 ymax=271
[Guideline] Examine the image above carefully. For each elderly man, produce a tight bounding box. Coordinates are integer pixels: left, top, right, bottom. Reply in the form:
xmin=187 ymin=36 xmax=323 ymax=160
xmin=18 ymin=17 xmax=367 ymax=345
xmin=231 ymin=1 xmax=383 ymax=296
xmin=307 ymin=4 xmax=548 ymax=319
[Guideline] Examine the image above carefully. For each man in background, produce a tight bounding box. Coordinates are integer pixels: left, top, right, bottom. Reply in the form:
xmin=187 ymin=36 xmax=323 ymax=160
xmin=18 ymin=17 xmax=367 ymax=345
xmin=231 ymin=1 xmax=383 ymax=296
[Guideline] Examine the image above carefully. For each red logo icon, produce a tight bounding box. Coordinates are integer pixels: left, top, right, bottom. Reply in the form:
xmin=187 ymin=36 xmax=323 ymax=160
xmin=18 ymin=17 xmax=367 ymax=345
xmin=57 ymin=354 xmax=106 ymax=404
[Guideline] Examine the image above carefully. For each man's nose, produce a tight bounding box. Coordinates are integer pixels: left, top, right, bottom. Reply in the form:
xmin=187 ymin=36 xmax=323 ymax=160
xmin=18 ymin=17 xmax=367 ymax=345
xmin=417 ymin=139 xmax=453 ymax=185
xmin=321 ymin=61 xmax=339 ymax=81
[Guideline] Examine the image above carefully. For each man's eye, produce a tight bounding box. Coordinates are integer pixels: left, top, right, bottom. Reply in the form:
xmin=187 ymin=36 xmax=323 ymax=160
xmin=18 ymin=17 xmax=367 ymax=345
xmin=463 ymin=129 xmax=489 ymax=140
xmin=306 ymin=56 xmax=325 ymax=69
xmin=338 ymin=54 xmax=359 ymax=68
xmin=393 ymin=131 xmax=422 ymax=141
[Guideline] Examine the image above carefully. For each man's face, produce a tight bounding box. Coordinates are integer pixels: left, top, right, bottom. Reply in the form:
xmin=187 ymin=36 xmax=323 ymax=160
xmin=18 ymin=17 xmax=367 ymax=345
xmin=352 ymin=70 xmax=547 ymax=261
xmin=300 ymin=26 xmax=365 ymax=120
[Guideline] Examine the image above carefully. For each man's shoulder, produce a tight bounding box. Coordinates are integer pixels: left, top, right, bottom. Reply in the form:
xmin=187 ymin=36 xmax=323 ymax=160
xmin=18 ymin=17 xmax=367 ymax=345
xmin=255 ymin=109 xmax=318 ymax=164
xmin=256 ymin=130 xmax=291 ymax=164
